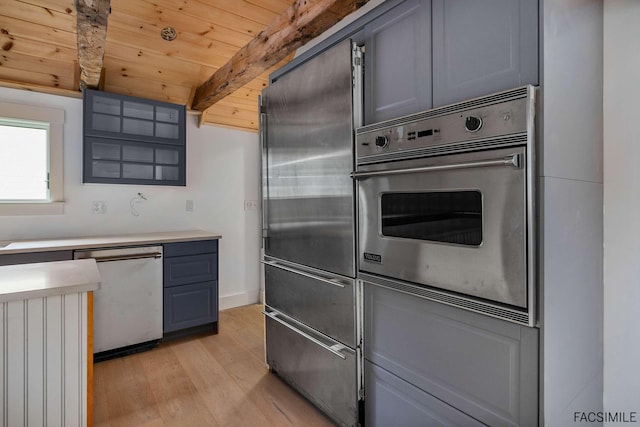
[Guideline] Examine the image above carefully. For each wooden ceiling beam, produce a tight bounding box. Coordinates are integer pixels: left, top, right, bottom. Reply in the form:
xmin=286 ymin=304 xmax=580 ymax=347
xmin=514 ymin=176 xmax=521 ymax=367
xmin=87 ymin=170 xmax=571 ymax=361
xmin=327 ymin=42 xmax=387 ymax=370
xmin=75 ymin=0 xmax=111 ymax=90
xmin=191 ymin=0 xmax=370 ymax=112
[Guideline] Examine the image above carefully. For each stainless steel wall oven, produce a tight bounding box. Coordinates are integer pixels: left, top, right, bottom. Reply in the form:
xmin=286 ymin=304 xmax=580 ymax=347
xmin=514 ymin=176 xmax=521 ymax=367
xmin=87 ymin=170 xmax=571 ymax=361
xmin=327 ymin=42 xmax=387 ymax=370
xmin=353 ymin=86 xmax=537 ymax=326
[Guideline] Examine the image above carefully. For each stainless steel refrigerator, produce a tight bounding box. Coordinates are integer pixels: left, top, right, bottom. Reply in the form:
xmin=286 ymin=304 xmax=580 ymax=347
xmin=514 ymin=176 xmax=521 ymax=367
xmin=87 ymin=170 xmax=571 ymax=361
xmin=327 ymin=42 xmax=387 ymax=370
xmin=260 ymin=39 xmax=362 ymax=427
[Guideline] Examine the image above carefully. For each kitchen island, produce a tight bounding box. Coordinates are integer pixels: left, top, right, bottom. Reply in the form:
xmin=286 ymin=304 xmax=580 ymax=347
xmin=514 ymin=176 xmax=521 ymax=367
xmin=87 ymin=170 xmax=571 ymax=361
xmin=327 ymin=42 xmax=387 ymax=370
xmin=0 ymin=259 xmax=100 ymax=427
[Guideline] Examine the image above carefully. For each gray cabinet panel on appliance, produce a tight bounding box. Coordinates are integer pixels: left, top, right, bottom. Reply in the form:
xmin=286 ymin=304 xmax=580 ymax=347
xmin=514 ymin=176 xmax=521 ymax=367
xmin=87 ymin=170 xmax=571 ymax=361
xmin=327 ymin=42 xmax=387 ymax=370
xmin=0 ymin=251 xmax=73 ymax=266
xmin=360 ymin=0 xmax=432 ymax=124
xmin=365 ymin=360 xmax=485 ymax=427
xmin=265 ymin=311 xmax=358 ymax=427
xmin=262 ymin=39 xmax=355 ymax=278
xmin=264 ymin=262 xmax=356 ymax=347
xmin=363 ymin=282 xmax=538 ymax=427
xmin=432 ymin=0 xmax=539 ymax=107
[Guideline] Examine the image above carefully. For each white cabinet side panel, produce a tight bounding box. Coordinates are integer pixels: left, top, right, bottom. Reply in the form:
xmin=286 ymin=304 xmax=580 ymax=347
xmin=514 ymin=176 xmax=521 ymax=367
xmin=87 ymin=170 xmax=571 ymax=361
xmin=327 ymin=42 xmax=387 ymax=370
xmin=27 ymin=298 xmax=45 ymax=426
xmin=1 ymin=302 xmax=5 ymax=427
xmin=63 ymin=293 xmax=82 ymax=427
xmin=46 ymin=295 xmax=64 ymax=425
xmin=7 ymin=300 xmax=25 ymax=427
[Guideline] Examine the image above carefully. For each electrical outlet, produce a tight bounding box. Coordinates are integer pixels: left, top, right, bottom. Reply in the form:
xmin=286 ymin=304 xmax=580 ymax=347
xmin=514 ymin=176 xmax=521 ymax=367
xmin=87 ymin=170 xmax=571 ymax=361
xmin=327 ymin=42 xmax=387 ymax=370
xmin=186 ymin=200 xmax=194 ymax=212
xmin=92 ymin=201 xmax=107 ymax=214
xmin=244 ymin=200 xmax=258 ymax=211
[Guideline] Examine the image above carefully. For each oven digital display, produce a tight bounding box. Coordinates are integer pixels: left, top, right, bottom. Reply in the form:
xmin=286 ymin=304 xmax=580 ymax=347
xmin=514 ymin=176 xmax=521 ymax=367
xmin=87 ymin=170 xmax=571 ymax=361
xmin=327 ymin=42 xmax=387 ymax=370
xmin=380 ymin=191 xmax=483 ymax=246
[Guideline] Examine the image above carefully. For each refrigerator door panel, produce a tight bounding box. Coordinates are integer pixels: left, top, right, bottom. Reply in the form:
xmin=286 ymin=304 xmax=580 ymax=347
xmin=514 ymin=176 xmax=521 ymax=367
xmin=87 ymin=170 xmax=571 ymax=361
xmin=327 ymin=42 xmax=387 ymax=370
xmin=264 ymin=258 xmax=356 ymax=348
xmin=262 ymin=39 xmax=356 ymax=277
xmin=264 ymin=309 xmax=358 ymax=427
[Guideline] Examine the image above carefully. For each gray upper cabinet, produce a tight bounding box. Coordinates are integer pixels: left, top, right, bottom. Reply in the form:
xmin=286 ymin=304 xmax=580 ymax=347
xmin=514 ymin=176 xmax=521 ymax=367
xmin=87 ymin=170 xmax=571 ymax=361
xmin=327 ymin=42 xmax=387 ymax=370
xmin=359 ymin=0 xmax=432 ymax=125
xmin=84 ymin=89 xmax=185 ymax=145
xmin=431 ymin=0 xmax=539 ymax=107
xmin=83 ymin=89 xmax=186 ymax=186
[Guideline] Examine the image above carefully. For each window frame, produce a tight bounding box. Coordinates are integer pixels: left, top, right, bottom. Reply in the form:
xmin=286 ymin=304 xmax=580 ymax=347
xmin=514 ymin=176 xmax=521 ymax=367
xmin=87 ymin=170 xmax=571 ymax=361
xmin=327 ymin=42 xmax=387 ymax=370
xmin=0 ymin=102 xmax=64 ymax=216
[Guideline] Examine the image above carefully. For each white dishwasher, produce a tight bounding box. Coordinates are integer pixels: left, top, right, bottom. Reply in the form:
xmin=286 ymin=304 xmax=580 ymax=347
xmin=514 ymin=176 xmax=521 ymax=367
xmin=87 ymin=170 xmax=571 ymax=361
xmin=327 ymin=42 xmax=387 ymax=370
xmin=74 ymin=245 xmax=163 ymax=361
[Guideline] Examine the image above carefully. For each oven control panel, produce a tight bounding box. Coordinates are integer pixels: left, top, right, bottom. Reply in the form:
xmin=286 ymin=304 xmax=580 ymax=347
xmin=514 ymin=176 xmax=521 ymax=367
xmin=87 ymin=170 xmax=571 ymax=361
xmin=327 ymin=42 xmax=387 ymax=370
xmin=355 ymin=88 xmax=533 ymax=162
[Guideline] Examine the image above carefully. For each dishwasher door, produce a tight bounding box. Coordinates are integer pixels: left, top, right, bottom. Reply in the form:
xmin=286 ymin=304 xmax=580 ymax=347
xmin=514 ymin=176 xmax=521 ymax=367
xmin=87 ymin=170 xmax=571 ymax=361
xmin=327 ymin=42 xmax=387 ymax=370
xmin=74 ymin=246 xmax=163 ymax=356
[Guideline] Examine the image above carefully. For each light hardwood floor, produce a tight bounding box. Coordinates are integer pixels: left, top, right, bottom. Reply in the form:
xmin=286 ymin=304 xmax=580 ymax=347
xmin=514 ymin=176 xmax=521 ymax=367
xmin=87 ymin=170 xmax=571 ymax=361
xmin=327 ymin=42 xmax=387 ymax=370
xmin=93 ymin=304 xmax=336 ymax=427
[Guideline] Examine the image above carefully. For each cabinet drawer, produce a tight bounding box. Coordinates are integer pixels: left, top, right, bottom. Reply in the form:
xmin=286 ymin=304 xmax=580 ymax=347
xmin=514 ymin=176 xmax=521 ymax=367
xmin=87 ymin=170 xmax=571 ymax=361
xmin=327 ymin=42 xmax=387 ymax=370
xmin=265 ymin=310 xmax=358 ymax=427
xmin=265 ymin=261 xmax=355 ymax=347
xmin=164 ymin=253 xmax=217 ymax=287
xmin=364 ymin=282 xmax=538 ymax=427
xmin=163 ymin=240 xmax=218 ymax=257
xmin=365 ymin=360 xmax=484 ymax=427
xmin=164 ymin=281 xmax=218 ymax=332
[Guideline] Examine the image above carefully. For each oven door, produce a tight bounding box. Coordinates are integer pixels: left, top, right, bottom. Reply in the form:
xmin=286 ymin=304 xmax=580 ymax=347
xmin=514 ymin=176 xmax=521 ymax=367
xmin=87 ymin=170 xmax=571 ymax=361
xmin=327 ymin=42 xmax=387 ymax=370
xmin=355 ymin=146 xmax=528 ymax=308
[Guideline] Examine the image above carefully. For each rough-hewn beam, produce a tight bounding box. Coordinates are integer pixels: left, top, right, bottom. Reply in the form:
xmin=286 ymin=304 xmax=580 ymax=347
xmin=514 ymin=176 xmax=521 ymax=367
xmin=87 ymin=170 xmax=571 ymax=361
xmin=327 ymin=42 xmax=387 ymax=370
xmin=75 ymin=0 xmax=110 ymax=90
xmin=192 ymin=0 xmax=370 ymax=111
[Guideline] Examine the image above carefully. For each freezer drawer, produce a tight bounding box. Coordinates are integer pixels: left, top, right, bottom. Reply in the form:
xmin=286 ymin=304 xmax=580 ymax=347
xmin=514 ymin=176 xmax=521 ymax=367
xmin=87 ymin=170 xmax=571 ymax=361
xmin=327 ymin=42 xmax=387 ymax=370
xmin=264 ymin=258 xmax=356 ymax=347
xmin=264 ymin=309 xmax=358 ymax=427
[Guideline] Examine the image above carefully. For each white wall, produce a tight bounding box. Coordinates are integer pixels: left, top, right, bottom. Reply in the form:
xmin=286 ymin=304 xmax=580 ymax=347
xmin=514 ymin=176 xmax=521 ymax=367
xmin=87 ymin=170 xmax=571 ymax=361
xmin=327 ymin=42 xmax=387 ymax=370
xmin=0 ymin=86 xmax=262 ymax=309
xmin=603 ymin=1 xmax=640 ymax=419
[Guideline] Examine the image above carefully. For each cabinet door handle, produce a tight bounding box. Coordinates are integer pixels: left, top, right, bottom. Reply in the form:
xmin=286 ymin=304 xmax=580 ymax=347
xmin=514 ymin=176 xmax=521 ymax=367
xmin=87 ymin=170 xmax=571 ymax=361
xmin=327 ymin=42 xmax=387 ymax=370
xmin=263 ymin=310 xmax=348 ymax=360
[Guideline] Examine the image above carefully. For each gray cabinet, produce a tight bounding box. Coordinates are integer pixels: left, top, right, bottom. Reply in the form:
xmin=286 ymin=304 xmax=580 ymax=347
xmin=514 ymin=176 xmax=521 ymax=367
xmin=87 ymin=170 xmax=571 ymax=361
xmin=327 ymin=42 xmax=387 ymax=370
xmin=340 ymin=0 xmax=538 ymax=124
xmin=358 ymin=0 xmax=432 ymax=124
xmin=163 ymin=240 xmax=218 ymax=334
xmin=0 ymin=251 xmax=73 ymax=266
xmin=83 ymin=89 xmax=186 ymax=186
xmin=431 ymin=0 xmax=539 ymax=107
xmin=363 ymin=281 xmax=539 ymax=427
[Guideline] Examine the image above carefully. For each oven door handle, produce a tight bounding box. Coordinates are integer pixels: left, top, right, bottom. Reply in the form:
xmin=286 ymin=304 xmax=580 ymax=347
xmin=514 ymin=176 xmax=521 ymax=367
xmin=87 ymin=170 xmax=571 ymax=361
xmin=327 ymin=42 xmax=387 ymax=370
xmin=350 ymin=154 xmax=521 ymax=180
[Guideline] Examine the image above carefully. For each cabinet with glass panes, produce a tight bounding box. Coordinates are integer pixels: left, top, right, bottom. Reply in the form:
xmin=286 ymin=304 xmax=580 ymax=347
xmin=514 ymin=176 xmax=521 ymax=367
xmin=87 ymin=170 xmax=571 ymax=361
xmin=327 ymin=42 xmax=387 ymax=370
xmin=83 ymin=89 xmax=186 ymax=186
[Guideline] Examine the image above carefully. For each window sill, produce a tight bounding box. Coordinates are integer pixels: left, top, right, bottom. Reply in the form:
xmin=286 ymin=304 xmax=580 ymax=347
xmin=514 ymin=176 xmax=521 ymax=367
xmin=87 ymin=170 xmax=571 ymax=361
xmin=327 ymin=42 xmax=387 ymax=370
xmin=0 ymin=202 xmax=64 ymax=216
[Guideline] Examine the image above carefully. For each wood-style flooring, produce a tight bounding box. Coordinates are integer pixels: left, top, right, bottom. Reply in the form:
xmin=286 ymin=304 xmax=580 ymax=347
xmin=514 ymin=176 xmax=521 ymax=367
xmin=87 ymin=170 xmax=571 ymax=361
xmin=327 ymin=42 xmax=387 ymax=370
xmin=93 ymin=304 xmax=336 ymax=427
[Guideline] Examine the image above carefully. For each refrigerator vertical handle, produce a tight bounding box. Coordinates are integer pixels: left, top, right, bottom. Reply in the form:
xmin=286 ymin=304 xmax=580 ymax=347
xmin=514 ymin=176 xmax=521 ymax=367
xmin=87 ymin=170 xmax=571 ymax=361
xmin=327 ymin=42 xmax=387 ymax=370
xmin=259 ymin=94 xmax=269 ymax=245
xmin=352 ymin=43 xmax=364 ymax=129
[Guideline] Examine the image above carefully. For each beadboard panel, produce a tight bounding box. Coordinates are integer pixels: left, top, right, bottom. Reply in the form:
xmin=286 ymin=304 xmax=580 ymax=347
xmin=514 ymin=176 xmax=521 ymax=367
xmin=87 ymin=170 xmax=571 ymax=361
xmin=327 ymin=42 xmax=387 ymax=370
xmin=1 ymin=293 xmax=88 ymax=427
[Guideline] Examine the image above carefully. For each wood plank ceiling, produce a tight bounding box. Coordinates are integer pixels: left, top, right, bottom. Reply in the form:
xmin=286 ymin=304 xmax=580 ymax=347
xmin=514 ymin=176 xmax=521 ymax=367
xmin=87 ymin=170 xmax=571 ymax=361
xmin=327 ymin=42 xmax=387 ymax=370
xmin=0 ymin=0 xmax=296 ymax=131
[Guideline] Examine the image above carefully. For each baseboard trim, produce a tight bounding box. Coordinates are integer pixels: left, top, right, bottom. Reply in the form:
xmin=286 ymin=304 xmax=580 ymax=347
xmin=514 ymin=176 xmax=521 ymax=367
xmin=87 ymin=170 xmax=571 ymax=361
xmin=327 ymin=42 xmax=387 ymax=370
xmin=220 ymin=290 xmax=260 ymax=310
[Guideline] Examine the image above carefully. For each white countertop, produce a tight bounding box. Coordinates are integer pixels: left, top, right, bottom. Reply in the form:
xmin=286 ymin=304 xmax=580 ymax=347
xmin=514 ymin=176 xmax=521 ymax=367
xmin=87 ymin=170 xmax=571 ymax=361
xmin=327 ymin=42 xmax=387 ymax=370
xmin=0 ymin=259 xmax=101 ymax=303
xmin=0 ymin=230 xmax=221 ymax=255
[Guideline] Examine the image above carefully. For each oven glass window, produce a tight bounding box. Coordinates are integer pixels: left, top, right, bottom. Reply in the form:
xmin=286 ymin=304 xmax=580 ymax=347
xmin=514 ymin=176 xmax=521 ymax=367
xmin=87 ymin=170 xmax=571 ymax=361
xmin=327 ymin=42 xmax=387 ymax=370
xmin=381 ymin=191 xmax=482 ymax=245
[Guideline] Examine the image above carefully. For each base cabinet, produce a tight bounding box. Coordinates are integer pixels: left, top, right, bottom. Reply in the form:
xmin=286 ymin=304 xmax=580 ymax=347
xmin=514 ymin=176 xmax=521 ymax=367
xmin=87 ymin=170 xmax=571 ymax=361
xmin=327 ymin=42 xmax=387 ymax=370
xmin=363 ymin=282 xmax=539 ymax=427
xmin=163 ymin=240 xmax=218 ymax=334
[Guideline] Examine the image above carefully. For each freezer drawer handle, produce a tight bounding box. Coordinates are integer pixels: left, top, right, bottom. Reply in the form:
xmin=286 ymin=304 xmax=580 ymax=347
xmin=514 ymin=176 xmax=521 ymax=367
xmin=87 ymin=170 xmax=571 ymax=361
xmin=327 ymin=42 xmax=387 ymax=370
xmin=263 ymin=311 xmax=347 ymax=360
xmin=261 ymin=260 xmax=346 ymax=288
xmin=350 ymin=154 xmax=521 ymax=180
xmin=91 ymin=252 xmax=163 ymax=263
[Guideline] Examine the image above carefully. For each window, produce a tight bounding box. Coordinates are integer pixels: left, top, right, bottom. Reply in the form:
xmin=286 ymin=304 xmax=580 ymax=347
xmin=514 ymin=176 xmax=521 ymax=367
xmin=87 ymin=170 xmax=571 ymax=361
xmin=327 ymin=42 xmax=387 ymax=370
xmin=0 ymin=102 xmax=64 ymax=215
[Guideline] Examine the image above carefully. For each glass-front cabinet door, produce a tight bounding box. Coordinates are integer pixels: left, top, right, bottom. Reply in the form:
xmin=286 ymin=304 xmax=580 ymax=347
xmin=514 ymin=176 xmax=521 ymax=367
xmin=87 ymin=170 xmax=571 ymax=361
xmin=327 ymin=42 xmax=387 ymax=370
xmin=83 ymin=89 xmax=186 ymax=186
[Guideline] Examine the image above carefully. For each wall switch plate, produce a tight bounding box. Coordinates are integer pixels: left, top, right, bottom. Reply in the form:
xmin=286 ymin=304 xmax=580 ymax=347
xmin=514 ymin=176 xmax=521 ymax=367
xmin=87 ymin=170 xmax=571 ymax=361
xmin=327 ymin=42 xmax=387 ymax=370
xmin=244 ymin=200 xmax=258 ymax=211
xmin=92 ymin=201 xmax=107 ymax=214
xmin=186 ymin=200 xmax=194 ymax=212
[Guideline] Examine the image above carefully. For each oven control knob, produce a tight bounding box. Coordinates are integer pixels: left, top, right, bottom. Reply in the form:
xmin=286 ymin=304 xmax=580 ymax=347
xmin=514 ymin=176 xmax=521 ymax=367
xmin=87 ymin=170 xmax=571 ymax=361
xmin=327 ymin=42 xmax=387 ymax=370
xmin=375 ymin=135 xmax=389 ymax=148
xmin=464 ymin=116 xmax=483 ymax=132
